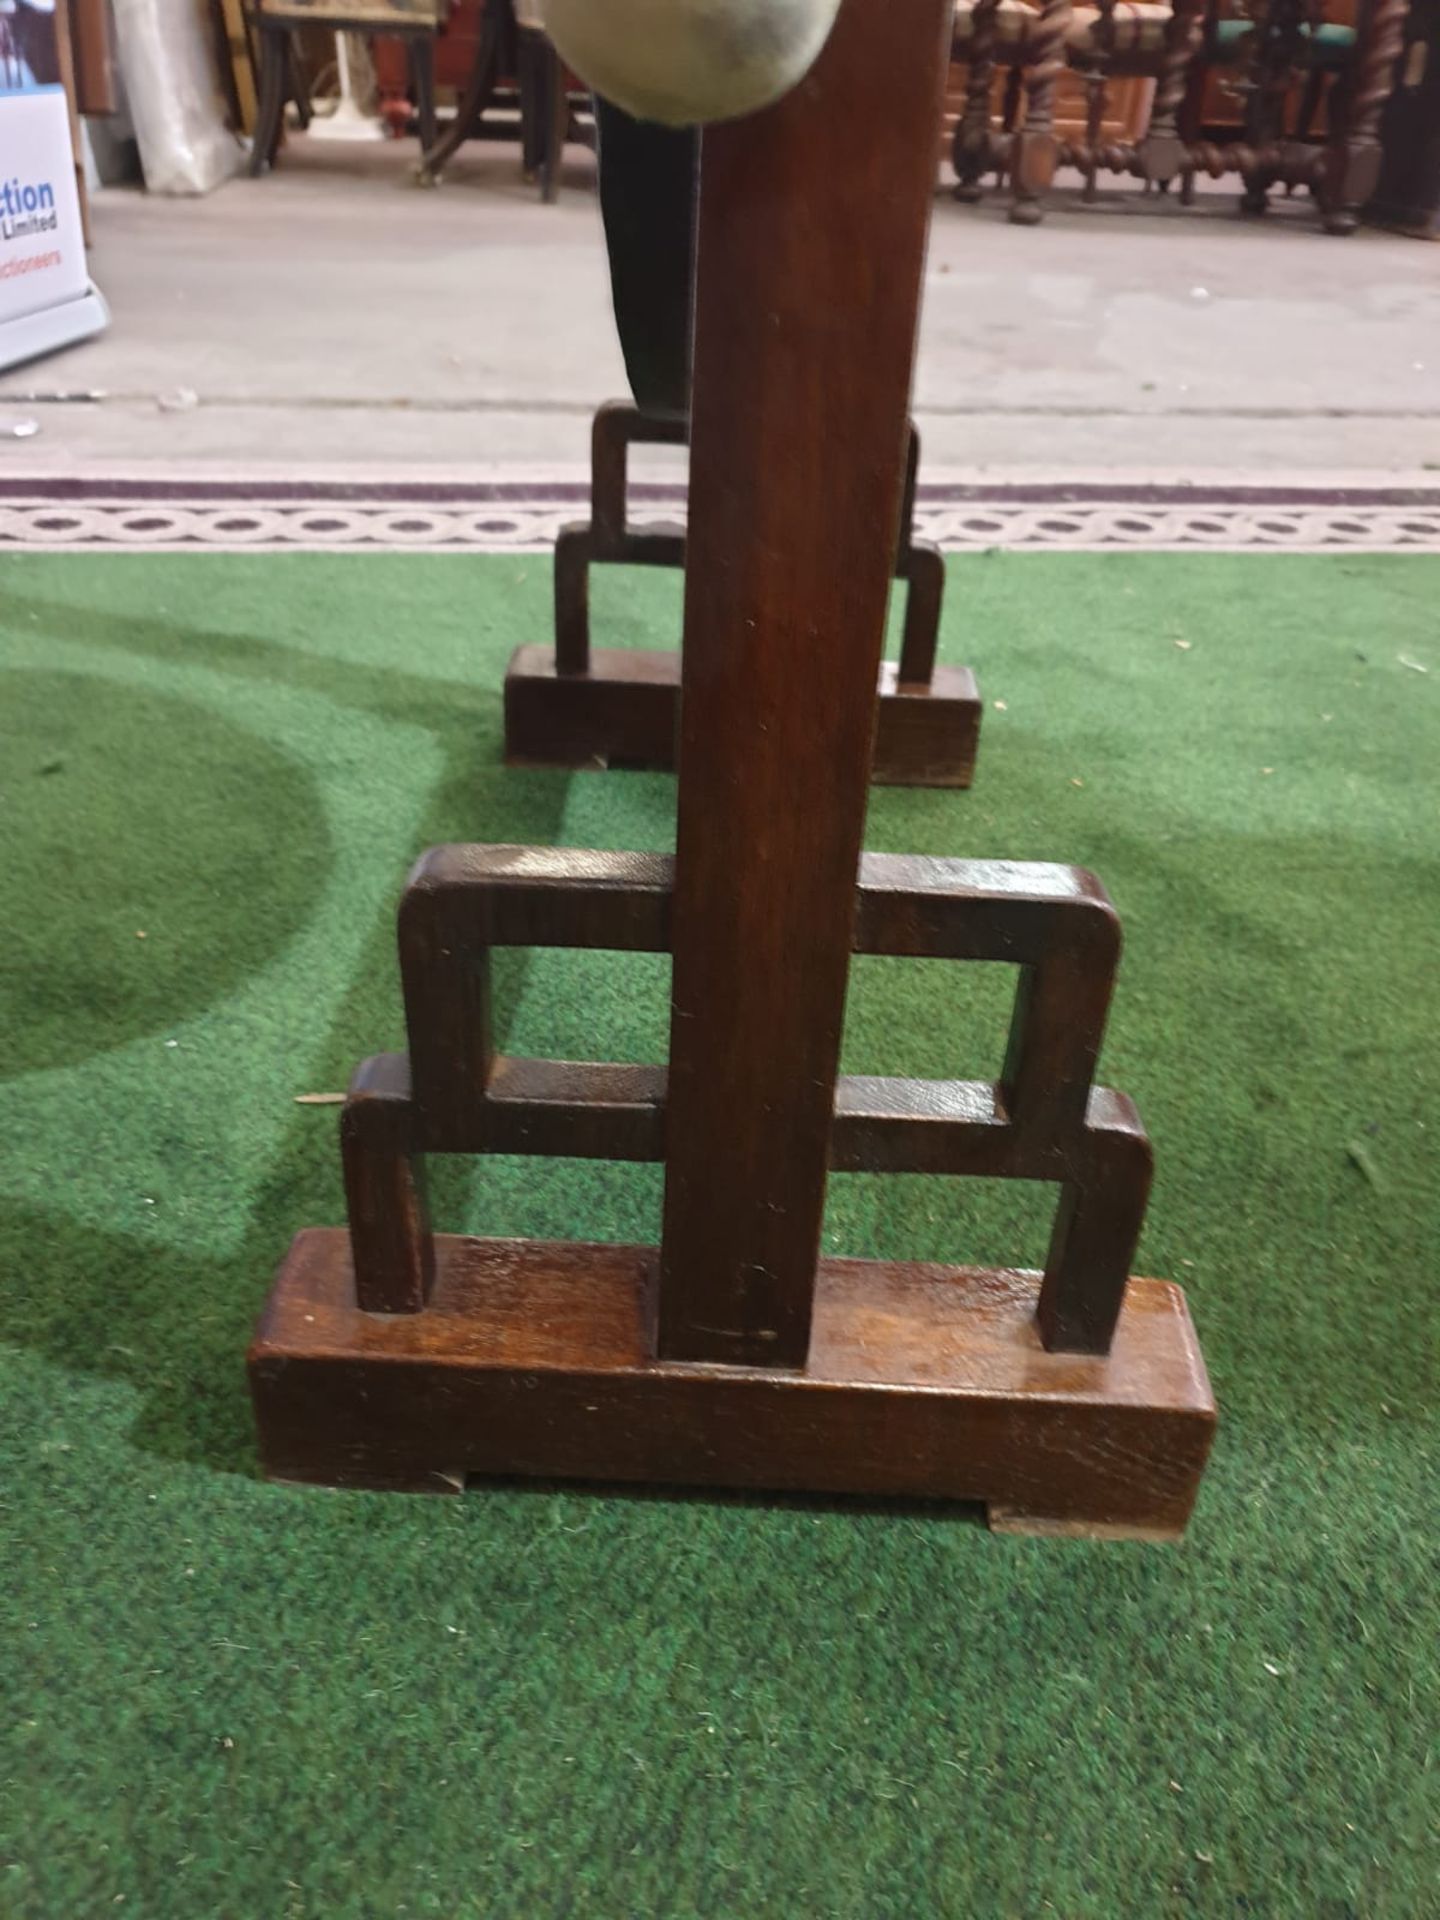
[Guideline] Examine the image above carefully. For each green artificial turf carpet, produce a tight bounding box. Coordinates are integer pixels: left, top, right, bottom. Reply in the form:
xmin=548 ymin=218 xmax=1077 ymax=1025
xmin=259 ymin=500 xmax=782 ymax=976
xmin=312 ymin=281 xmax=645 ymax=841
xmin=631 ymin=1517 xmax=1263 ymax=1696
xmin=0 ymin=550 xmax=1436 ymax=1919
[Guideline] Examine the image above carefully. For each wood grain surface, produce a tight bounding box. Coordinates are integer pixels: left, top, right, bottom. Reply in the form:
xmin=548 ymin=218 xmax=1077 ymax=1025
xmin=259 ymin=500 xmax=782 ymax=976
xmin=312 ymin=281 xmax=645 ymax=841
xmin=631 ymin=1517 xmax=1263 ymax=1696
xmin=250 ymin=1231 xmax=1216 ymax=1534
xmin=658 ymin=0 xmax=955 ymax=1367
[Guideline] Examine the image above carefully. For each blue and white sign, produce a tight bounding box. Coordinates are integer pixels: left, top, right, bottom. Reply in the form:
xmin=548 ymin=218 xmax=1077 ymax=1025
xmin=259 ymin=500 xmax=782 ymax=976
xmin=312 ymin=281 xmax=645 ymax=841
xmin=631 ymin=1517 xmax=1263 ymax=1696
xmin=0 ymin=1 xmax=107 ymax=368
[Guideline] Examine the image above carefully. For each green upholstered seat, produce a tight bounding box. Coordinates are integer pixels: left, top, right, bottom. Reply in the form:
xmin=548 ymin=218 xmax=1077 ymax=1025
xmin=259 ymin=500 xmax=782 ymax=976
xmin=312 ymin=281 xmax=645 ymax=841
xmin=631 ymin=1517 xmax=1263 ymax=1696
xmin=1209 ymin=17 xmax=1357 ymax=66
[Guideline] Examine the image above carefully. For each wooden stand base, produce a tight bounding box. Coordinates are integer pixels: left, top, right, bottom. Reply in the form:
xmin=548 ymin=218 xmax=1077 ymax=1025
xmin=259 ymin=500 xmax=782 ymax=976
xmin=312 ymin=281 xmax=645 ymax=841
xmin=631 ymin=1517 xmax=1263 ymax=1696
xmin=504 ymin=645 xmax=983 ymax=788
xmin=250 ymin=1231 xmax=1215 ymax=1536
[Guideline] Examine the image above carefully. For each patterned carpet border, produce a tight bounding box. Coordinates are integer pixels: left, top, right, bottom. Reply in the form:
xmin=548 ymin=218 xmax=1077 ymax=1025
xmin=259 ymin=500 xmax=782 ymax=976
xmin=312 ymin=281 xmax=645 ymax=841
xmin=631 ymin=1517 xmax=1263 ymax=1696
xmin=4 ymin=475 xmax=1440 ymax=554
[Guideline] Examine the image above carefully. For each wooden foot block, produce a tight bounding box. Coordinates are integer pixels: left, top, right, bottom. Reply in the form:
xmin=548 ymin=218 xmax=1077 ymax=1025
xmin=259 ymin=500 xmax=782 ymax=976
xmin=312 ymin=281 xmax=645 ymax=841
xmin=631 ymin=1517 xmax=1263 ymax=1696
xmin=874 ymin=661 xmax=982 ymax=788
xmin=505 ymin=644 xmax=679 ymax=771
xmin=504 ymin=645 xmax=981 ymax=788
xmin=249 ymin=1232 xmax=1214 ymax=1533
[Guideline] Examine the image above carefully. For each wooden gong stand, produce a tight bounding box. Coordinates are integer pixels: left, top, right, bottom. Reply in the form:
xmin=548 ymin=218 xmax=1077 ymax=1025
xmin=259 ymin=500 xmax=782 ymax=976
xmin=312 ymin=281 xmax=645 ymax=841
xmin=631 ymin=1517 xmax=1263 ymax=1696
xmin=250 ymin=0 xmax=1215 ymax=1537
xmin=504 ymin=403 xmax=984 ymax=788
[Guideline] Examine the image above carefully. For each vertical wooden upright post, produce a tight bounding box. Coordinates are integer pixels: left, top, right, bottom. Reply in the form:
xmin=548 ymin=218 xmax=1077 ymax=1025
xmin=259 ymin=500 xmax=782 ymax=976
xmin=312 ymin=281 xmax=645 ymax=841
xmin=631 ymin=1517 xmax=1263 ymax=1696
xmin=656 ymin=0 xmax=954 ymax=1368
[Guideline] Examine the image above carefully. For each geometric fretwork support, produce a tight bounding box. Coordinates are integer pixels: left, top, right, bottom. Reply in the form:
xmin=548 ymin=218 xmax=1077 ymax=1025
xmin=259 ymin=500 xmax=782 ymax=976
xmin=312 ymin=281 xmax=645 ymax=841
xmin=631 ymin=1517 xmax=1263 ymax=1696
xmin=363 ymin=845 xmax=1153 ymax=1355
xmin=502 ymin=403 xmax=983 ymax=789
xmin=341 ymin=1052 xmax=435 ymax=1315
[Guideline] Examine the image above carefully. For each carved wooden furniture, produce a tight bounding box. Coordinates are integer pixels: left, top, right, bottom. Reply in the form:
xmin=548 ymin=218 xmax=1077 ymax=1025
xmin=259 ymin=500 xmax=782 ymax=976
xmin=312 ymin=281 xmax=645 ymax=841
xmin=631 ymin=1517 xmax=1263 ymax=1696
xmin=951 ymin=0 xmax=1074 ymax=220
xmin=414 ymin=0 xmax=591 ymax=194
xmin=1180 ymin=0 xmax=1409 ymax=231
xmin=1366 ymin=0 xmax=1440 ymax=237
xmin=949 ymin=0 xmax=1160 ymax=217
xmin=1061 ymin=0 xmax=1207 ymax=201
xmin=952 ymin=0 xmax=1213 ymax=217
xmin=1186 ymin=0 xmax=1364 ymax=158
xmin=250 ymin=0 xmax=1214 ymax=1536
xmin=949 ymin=0 xmax=1404 ymax=228
xmin=505 ymin=402 xmax=983 ymax=788
xmin=373 ymin=0 xmax=470 ymax=134
xmin=1059 ymin=0 xmax=1407 ymax=228
xmin=512 ymin=0 xmax=568 ymax=200
xmin=247 ymin=0 xmax=443 ymax=174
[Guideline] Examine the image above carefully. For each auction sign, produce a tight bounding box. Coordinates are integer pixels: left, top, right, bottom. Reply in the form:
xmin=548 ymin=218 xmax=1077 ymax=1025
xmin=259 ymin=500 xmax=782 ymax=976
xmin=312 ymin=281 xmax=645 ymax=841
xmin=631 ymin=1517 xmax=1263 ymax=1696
xmin=1 ymin=1 xmax=105 ymax=366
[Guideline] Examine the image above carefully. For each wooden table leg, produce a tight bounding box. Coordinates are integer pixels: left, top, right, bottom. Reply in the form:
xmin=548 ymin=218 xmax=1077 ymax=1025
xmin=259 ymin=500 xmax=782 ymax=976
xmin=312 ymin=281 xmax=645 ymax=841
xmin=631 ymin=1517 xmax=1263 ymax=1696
xmin=420 ymin=0 xmax=508 ymax=181
xmin=656 ymin=0 xmax=955 ymax=1368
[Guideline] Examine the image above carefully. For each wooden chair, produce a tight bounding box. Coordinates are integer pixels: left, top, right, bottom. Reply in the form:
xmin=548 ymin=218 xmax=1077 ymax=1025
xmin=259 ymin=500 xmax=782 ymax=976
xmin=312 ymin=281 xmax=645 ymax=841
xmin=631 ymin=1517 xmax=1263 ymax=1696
xmin=418 ymin=0 xmax=592 ymax=197
xmin=951 ymin=0 xmax=1075 ymax=222
xmin=949 ymin=0 xmax=1405 ymax=230
xmin=1179 ymin=0 xmax=1409 ymax=232
xmin=514 ymin=0 xmax=576 ymax=201
xmin=1058 ymin=0 xmax=1206 ymax=203
xmin=1046 ymin=0 xmax=1406 ymax=230
xmin=247 ymin=1 xmax=445 ymax=175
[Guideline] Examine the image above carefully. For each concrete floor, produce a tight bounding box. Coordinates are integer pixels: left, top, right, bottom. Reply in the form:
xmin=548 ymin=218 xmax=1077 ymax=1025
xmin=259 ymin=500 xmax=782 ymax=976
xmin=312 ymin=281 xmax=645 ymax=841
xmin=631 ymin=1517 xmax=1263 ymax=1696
xmin=4 ymin=136 xmax=1439 ymax=477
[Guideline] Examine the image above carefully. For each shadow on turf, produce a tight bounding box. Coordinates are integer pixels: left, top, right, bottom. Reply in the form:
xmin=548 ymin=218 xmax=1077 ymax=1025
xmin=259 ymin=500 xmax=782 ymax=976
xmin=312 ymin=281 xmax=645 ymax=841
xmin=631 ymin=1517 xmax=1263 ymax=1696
xmin=2 ymin=584 xmax=583 ymax=1476
xmin=3 ymin=583 xmax=585 ymax=856
xmin=0 ymin=668 xmax=334 ymax=1078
